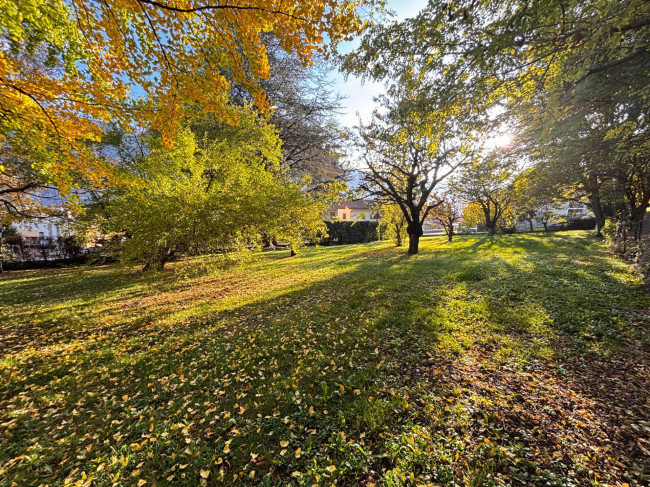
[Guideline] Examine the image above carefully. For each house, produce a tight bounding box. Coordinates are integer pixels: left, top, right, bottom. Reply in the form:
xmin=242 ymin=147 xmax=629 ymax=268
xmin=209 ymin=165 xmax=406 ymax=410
xmin=15 ymin=214 xmax=74 ymax=239
xmin=555 ymin=201 xmax=590 ymax=219
xmin=13 ymin=188 xmax=75 ymax=239
xmin=325 ymin=199 xmax=379 ymax=221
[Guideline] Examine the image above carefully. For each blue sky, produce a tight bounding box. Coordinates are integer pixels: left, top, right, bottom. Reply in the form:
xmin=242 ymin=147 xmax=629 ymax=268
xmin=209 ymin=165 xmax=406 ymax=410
xmin=330 ymin=0 xmax=429 ymax=129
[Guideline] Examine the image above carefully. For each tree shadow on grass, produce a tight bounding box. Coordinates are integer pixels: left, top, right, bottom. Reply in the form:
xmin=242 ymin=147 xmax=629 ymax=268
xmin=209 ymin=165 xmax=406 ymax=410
xmin=0 ymin=246 xmax=443 ymax=485
xmin=1 ymin=234 xmax=648 ymax=485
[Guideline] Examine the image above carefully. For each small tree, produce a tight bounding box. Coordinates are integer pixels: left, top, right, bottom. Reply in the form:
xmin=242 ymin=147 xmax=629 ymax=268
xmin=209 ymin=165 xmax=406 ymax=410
xmin=100 ymin=108 xmax=327 ymax=270
xmin=452 ymin=151 xmax=516 ymax=236
xmin=380 ymin=203 xmax=408 ymax=247
xmin=512 ymin=167 xmax=563 ymax=233
xmin=462 ymin=202 xmax=484 ymax=231
xmin=428 ymin=196 xmax=462 ymax=242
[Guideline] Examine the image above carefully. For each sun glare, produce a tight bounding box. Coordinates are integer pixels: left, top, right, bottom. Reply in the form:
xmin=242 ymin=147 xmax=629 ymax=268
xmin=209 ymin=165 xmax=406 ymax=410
xmin=493 ymin=133 xmax=513 ymax=147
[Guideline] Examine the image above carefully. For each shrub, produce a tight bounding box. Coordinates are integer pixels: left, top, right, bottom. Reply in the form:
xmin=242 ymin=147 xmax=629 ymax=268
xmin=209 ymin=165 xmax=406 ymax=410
xmin=564 ymin=216 xmax=596 ymax=230
xmin=322 ymin=221 xmax=379 ymax=245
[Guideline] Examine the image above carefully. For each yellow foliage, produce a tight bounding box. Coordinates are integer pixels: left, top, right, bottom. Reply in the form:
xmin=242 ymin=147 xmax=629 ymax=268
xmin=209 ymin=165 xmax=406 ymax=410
xmin=0 ymin=0 xmax=375 ymax=192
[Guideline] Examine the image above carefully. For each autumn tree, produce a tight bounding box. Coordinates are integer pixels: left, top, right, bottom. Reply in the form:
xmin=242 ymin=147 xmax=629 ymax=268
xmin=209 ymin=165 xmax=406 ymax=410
xmin=345 ymin=0 xmax=649 ymax=240
xmin=429 ymin=195 xmax=463 ymax=242
xmin=452 ymin=151 xmax=517 ymax=236
xmin=354 ymin=82 xmax=477 ymax=255
xmin=0 ymin=0 xmax=378 ymax=199
xmin=94 ymin=108 xmax=327 ymax=270
xmin=462 ymin=202 xmax=485 ymax=231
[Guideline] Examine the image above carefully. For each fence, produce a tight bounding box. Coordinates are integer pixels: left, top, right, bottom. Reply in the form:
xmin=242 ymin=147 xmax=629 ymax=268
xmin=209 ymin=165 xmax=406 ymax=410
xmin=1 ymin=235 xmax=84 ymax=263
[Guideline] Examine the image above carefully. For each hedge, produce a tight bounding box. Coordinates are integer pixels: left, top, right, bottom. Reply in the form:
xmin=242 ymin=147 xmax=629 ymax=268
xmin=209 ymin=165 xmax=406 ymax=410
xmin=321 ymin=221 xmax=379 ymax=245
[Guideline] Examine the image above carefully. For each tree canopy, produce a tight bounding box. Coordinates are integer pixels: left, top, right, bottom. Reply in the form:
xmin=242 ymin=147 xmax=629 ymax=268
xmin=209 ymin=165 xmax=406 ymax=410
xmin=354 ymin=83 xmax=477 ymax=254
xmin=0 ymin=0 xmax=378 ymax=194
xmin=94 ymin=107 xmax=329 ymax=269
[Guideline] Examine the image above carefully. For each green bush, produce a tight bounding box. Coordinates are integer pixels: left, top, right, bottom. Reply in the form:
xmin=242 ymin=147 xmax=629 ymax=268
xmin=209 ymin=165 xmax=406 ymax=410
xmin=322 ymin=220 xmax=379 ymax=245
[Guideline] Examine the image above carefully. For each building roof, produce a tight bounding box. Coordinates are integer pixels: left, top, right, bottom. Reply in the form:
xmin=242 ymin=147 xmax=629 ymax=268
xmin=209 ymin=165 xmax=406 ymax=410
xmin=331 ymin=199 xmax=373 ymax=210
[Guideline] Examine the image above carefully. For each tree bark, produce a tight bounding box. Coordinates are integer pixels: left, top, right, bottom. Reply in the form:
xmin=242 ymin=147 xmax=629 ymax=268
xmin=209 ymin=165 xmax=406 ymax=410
xmin=406 ymin=221 xmax=423 ymax=254
xmin=408 ymin=233 xmax=420 ymax=254
xmin=629 ymin=207 xmax=646 ymax=241
xmin=486 ymin=225 xmax=495 ymax=236
xmin=587 ymin=180 xmax=606 ymax=238
xmin=528 ymin=219 xmax=534 ymax=232
xmin=447 ymin=226 xmax=453 ymax=242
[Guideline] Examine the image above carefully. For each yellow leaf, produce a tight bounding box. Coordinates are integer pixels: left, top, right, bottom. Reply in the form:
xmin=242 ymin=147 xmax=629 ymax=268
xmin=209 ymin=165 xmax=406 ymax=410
xmin=280 ymin=440 xmax=289 ymax=448
xmin=137 ymin=480 xmax=146 ymax=487
xmin=325 ymin=465 xmax=336 ymax=473
xmin=294 ymin=447 xmax=301 ymax=458
xmin=200 ymin=469 xmax=210 ymax=479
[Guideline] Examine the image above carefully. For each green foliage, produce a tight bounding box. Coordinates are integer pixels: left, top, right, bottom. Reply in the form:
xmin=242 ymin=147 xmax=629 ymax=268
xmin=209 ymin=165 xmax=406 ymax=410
xmin=452 ymin=151 xmax=517 ymax=235
xmin=380 ymin=203 xmax=408 ymax=246
xmin=346 ymin=0 xmax=650 ymax=240
xmin=322 ymin=220 xmax=379 ymax=245
xmin=353 ymin=82 xmax=479 ymax=254
xmin=100 ymin=107 xmax=327 ymax=268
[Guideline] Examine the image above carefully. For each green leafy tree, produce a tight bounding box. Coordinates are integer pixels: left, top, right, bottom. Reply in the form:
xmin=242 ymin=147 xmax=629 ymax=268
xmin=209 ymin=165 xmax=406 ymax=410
xmin=379 ymin=203 xmax=407 ymax=247
xmin=345 ymin=0 xmax=649 ymax=240
xmin=452 ymin=151 xmax=517 ymax=236
xmin=354 ymin=83 xmax=477 ymax=255
xmin=99 ymin=108 xmax=327 ymax=270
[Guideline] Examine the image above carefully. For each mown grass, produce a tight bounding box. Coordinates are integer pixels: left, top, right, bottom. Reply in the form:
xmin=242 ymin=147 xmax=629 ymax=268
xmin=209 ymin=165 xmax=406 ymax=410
xmin=1 ymin=231 xmax=648 ymax=487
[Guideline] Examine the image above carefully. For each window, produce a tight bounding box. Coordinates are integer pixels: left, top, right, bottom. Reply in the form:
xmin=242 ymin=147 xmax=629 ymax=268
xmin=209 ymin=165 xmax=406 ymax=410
xmin=342 ymin=213 xmax=347 ymax=220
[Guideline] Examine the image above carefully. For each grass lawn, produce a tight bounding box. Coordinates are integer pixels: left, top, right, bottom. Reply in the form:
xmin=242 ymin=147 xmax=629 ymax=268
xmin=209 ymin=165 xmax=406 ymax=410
xmin=1 ymin=231 xmax=648 ymax=487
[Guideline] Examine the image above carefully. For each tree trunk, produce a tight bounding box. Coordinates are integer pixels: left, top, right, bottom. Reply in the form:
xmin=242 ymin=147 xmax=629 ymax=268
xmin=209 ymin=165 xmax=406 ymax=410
xmin=408 ymin=233 xmax=420 ymax=254
xmin=529 ymin=219 xmax=534 ymax=232
xmin=406 ymin=221 xmax=423 ymax=254
xmin=588 ymin=187 xmax=606 ymax=238
xmin=630 ymin=207 xmax=646 ymax=241
xmin=143 ymin=248 xmax=174 ymax=271
xmin=447 ymin=226 xmax=453 ymax=242
xmin=486 ymin=225 xmax=495 ymax=236
xmin=395 ymin=223 xmax=403 ymax=247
